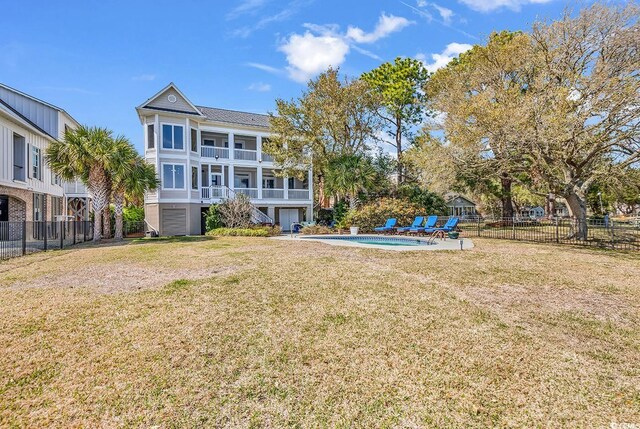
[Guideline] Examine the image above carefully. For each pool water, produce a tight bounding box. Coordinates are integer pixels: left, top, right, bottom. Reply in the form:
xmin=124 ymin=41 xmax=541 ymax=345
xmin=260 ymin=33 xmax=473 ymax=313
xmin=301 ymin=235 xmax=432 ymax=246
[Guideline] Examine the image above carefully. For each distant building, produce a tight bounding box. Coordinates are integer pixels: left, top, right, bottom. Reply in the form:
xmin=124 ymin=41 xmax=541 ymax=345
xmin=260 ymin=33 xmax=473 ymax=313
xmin=520 ymin=206 xmax=545 ymax=219
xmin=445 ymin=194 xmax=477 ymax=218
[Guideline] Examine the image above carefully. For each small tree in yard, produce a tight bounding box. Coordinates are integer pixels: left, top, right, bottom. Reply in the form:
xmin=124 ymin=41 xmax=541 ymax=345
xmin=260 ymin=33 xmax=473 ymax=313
xmin=217 ymin=194 xmax=253 ymax=228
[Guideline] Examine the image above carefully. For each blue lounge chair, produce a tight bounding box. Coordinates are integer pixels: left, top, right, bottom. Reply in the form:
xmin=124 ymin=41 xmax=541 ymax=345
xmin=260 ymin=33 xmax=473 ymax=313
xmin=423 ymin=217 xmax=460 ymax=235
xmin=374 ymin=218 xmax=397 ymax=233
xmin=406 ymin=215 xmax=438 ymax=234
xmin=396 ymin=216 xmax=426 ymax=233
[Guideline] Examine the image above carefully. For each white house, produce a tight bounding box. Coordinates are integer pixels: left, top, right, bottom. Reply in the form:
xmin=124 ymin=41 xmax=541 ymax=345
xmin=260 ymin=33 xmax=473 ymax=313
xmin=136 ymin=83 xmax=313 ymax=236
xmin=446 ymin=194 xmax=477 ymax=218
xmin=0 ymin=83 xmax=89 ymax=225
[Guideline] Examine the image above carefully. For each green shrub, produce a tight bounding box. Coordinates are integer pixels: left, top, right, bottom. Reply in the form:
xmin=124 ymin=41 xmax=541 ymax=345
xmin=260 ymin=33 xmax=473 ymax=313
xmin=340 ymin=198 xmax=422 ymax=232
xmin=300 ymin=225 xmax=334 ymax=235
xmin=123 ymin=205 xmax=145 ymax=223
xmin=397 ymin=184 xmax=448 ymax=215
xmin=204 ymin=204 xmax=222 ymax=231
xmin=206 ymin=226 xmax=282 ymax=237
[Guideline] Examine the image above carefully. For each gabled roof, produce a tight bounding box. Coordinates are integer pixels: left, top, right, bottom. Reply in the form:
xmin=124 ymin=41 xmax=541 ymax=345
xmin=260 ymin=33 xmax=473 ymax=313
xmin=0 ymin=82 xmax=80 ymax=131
xmin=445 ymin=193 xmax=477 ymax=206
xmin=0 ymin=98 xmax=55 ymax=140
xmin=137 ymin=83 xmax=271 ymax=129
xmin=196 ymin=106 xmax=270 ymax=128
xmin=136 ymin=82 xmax=204 ymax=117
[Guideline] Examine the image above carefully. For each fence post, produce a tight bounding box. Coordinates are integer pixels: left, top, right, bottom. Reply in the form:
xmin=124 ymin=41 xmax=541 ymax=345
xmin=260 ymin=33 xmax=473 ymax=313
xmin=60 ymin=221 xmax=64 ymax=249
xmin=512 ymin=217 xmax=516 ymax=240
xmin=611 ymin=220 xmax=616 ymax=249
xmin=43 ymin=222 xmax=47 ymax=251
xmin=22 ymin=221 xmax=26 ymax=256
xmin=73 ymin=220 xmax=76 ymax=245
xmin=477 ymin=217 xmax=481 ymax=237
xmin=555 ymin=217 xmax=559 ymax=243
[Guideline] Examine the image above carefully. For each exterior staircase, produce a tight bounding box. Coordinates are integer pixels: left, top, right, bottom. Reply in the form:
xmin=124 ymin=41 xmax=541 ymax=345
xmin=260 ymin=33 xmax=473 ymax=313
xmin=208 ymin=185 xmax=274 ymax=225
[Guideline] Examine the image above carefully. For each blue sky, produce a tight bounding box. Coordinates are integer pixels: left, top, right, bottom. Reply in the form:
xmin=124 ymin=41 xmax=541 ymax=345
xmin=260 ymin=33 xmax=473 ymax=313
xmin=1 ymin=0 xmax=577 ymax=152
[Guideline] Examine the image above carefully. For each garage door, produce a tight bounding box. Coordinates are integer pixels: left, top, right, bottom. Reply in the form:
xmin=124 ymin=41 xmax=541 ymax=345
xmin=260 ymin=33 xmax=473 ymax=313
xmin=279 ymin=208 xmax=300 ymax=232
xmin=161 ymin=208 xmax=187 ymax=236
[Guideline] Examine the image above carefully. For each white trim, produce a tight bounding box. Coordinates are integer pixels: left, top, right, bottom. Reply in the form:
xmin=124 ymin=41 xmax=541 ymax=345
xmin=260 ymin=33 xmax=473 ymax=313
xmin=160 ymin=122 xmax=186 ymax=151
xmin=160 ymin=162 xmax=187 ymax=190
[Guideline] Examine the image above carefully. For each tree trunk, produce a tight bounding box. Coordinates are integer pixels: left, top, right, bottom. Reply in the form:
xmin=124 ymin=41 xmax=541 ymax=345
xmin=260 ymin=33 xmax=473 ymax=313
xmin=88 ymin=167 xmax=108 ymax=242
xmin=348 ymin=193 xmax=357 ymax=210
xmin=395 ymin=116 xmax=403 ymax=184
xmin=114 ymin=191 xmax=124 ymax=241
xmin=500 ymin=174 xmax=514 ymax=219
xmin=102 ymin=205 xmax=111 ymax=239
xmin=565 ymin=188 xmax=588 ymax=240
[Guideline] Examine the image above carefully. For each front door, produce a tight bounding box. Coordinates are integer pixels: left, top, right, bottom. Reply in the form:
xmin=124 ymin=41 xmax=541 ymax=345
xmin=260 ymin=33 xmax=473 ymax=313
xmin=0 ymin=196 xmax=8 ymax=222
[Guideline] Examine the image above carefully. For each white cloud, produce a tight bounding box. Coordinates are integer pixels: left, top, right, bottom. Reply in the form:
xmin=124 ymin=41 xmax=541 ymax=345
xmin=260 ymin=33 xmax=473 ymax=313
xmin=132 ymin=74 xmax=156 ymax=81
xmin=458 ymin=0 xmax=553 ymax=12
xmin=418 ymin=42 xmax=473 ymax=73
xmin=247 ymin=82 xmax=272 ymax=92
xmin=246 ymin=62 xmax=283 ymax=75
xmin=279 ymin=31 xmax=350 ymax=82
xmin=226 ymin=0 xmax=268 ymax=20
xmin=346 ymin=13 xmax=413 ymax=44
xmin=277 ymin=13 xmax=411 ymax=83
xmin=431 ymin=3 xmax=454 ymax=23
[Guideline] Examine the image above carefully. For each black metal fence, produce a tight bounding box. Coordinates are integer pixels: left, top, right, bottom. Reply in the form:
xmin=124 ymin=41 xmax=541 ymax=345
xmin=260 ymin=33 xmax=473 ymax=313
xmin=456 ymin=217 xmax=639 ymax=251
xmin=0 ymin=220 xmax=148 ymax=261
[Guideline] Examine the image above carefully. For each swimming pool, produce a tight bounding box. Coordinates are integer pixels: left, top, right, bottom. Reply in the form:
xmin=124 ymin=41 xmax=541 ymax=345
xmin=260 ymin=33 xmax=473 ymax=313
xmin=300 ymin=235 xmax=434 ymax=247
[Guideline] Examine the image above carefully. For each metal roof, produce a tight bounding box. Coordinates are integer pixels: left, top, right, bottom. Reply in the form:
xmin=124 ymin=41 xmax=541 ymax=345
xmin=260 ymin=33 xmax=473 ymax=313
xmin=196 ymin=105 xmax=270 ymax=129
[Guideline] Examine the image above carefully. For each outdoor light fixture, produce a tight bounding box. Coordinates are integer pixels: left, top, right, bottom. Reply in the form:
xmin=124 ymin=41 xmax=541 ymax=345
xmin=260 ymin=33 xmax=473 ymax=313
xmin=214 ymin=155 xmax=219 ymax=160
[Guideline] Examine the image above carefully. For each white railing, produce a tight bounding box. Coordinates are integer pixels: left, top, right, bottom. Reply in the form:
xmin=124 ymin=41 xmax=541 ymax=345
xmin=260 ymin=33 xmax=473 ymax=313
xmin=234 ymin=149 xmax=257 ymax=161
xmin=234 ymin=188 xmax=259 ymax=198
xmin=201 ymin=186 xmax=232 ymax=200
xmin=262 ymin=188 xmax=285 ymax=199
xmin=63 ymin=181 xmax=87 ymax=195
xmin=288 ymin=189 xmax=310 ymax=200
xmin=201 ymin=146 xmax=229 ymax=159
xmin=252 ymin=209 xmax=272 ymax=224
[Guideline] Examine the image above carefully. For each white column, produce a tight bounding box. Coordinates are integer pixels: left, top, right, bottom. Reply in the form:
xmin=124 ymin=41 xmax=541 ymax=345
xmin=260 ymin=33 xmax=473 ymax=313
xmin=228 ymin=164 xmax=235 ymax=191
xmin=208 ymin=164 xmax=211 ymax=188
xmin=267 ymin=206 xmax=275 ymax=221
xmin=186 ymin=118 xmax=191 ymax=202
xmin=307 ymin=168 xmax=313 ymax=202
xmin=307 ymin=204 xmax=314 ymax=222
xmin=257 ymin=165 xmax=263 ymax=199
xmin=283 ymin=172 xmax=289 ymax=200
xmin=228 ymin=132 xmax=235 ymax=160
xmin=256 ymin=135 xmax=262 ymax=161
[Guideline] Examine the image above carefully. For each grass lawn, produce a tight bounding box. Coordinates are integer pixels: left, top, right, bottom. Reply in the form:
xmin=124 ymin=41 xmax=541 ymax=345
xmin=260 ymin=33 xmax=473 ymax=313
xmin=1 ymin=237 xmax=639 ymax=427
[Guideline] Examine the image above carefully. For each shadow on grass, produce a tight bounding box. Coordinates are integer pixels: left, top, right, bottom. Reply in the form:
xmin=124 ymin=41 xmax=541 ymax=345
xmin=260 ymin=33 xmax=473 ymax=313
xmin=128 ymin=236 xmax=216 ymax=245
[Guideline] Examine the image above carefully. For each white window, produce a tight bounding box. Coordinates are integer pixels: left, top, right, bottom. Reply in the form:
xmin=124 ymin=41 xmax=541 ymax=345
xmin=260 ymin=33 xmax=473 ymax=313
xmin=234 ymin=174 xmax=250 ymax=189
xmin=263 ymin=177 xmax=275 ymax=189
xmin=161 ymin=124 xmax=184 ymax=150
xmin=191 ymin=166 xmax=198 ymax=190
xmin=162 ymin=164 xmax=185 ymax=189
xmin=13 ymin=133 xmax=26 ymax=181
xmin=32 ymin=146 xmax=42 ymax=180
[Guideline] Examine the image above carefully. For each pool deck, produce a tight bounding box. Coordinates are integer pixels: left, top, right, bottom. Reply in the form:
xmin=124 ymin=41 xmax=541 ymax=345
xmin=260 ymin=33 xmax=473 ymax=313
xmin=272 ymin=234 xmax=474 ymax=251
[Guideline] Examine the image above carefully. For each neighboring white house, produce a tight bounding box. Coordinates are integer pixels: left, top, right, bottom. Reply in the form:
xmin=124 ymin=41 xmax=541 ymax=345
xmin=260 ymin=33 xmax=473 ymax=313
xmin=136 ymin=83 xmax=313 ymax=236
xmin=0 ymin=83 xmax=89 ymax=225
xmin=520 ymin=206 xmax=545 ymax=219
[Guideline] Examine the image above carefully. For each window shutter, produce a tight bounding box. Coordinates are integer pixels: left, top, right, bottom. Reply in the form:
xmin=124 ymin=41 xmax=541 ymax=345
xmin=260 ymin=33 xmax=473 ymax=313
xmin=27 ymin=144 xmax=31 ymax=179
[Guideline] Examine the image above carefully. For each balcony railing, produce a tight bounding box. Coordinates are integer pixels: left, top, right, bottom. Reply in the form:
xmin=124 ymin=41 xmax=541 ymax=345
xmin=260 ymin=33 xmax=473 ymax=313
xmin=201 ymin=146 xmax=229 ymax=159
xmin=262 ymin=153 xmax=274 ymax=162
xmin=64 ymin=181 xmax=87 ymax=195
xmin=201 ymin=186 xmax=232 ymax=200
xmin=234 ymin=149 xmax=257 ymax=161
xmin=262 ymin=188 xmax=284 ymax=199
xmin=288 ymin=189 xmax=310 ymax=200
xmin=234 ymin=188 xmax=259 ymax=198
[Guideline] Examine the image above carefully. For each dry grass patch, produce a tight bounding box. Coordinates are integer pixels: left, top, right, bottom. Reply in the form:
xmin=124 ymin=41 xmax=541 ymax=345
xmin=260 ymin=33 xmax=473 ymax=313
xmin=0 ymin=237 xmax=638 ymax=427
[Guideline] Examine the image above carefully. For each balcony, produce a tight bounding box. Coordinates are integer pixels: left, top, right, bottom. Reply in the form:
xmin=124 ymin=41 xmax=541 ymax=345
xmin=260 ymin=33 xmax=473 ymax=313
xmin=64 ymin=181 xmax=87 ymax=195
xmin=201 ymin=146 xmax=229 ymax=159
xmin=201 ymin=186 xmax=231 ymax=200
xmin=262 ymin=188 xmax=284 ymax=199
xmin=234 ymin=149 xmax=257 ymax=161
xmin=262 ymin=153 xmax=274 ymax=162
xmin=234 ymin=188 xmax=259 ymax=198
xmin=288 ymin=189 xmax=310 ymax=200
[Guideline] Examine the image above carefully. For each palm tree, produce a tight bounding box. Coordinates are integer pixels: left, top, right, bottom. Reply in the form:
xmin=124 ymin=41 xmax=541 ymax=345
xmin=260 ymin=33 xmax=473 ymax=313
xmin=325 ymin=154 xmax=377 ymax=209
xmin=111 ymin=138 xmax=158 ymax=240
xmin=46 ymin=125 xmax=117 ymax=242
